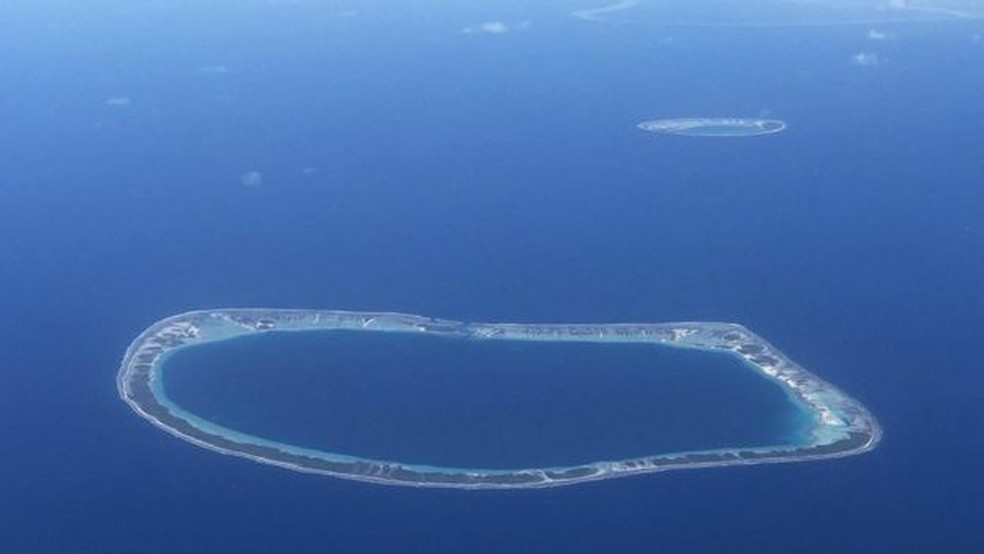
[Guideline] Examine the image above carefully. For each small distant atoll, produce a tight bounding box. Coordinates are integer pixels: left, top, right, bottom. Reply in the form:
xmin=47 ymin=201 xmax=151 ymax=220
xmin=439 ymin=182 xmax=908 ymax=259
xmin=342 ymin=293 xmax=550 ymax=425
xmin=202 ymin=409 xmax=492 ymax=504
xmin=638 ymin=118 xmax=787 ymax=137
xmin=118 ymin=309 xmax=880 ymax=489
xmin=573 ymin=1 xmax=984 ymax=27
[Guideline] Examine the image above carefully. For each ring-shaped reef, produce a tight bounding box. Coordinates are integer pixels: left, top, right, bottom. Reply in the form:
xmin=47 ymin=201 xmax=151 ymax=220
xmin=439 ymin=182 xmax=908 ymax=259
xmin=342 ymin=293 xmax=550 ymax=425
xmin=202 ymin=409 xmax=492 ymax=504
xmin=638 ymin=118 xmax=787 ymax=137
xmin=118 ymin=309 xmax=881 ymax=489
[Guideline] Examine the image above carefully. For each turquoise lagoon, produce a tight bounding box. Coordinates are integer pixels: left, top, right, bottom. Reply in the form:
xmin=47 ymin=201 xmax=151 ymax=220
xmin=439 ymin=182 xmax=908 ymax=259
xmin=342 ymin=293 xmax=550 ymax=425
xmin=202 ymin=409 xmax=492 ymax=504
xmin=161 ymin=330 xmax=808 ymax=470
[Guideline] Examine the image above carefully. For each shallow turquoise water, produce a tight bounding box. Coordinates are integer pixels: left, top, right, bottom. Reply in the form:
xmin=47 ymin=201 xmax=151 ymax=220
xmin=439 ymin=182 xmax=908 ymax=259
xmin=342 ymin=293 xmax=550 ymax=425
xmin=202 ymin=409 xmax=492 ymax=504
xmin=162 ymin=330 xmax=808 ymax=468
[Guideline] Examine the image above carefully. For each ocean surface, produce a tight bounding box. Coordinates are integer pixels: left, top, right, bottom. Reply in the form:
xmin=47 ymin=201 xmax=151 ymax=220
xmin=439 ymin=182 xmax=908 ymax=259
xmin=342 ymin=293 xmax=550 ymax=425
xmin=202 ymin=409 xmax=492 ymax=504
xmin=2 ymin=1 xmax=983 ymax=552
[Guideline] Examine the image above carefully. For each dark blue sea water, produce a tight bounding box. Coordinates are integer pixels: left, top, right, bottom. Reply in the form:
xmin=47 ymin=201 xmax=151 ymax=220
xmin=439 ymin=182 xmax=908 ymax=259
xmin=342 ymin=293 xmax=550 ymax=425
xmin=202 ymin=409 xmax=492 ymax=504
xmin=2 ymin=2 xmax=984 ymax=552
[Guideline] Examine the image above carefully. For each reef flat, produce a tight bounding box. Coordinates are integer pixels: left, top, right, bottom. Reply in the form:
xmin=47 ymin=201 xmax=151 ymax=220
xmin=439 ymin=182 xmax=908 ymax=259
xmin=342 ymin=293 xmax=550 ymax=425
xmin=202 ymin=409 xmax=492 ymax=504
xmin=118 ymin=309 xmax=881 ymax=489
xmin=638 ymin=118 xmax=787 ymax=137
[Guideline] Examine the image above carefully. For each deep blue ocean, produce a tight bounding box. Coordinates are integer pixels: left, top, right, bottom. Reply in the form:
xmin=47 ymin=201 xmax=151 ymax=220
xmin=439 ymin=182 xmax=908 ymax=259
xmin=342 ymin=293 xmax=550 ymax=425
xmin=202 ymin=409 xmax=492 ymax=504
xmin=2 ymin=1 xmax=984 ymax=552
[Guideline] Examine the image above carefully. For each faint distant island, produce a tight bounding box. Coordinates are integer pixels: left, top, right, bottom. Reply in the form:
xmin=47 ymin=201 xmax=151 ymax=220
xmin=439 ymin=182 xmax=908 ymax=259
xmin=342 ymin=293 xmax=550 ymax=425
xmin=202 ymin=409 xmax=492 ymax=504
xmin=638 ymin=118 xmax=787 ymax=137
xmin=118 ymin=309 xmax=880 ymax=489
xmin=573 ymin=0 xmax=984 ymax=27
